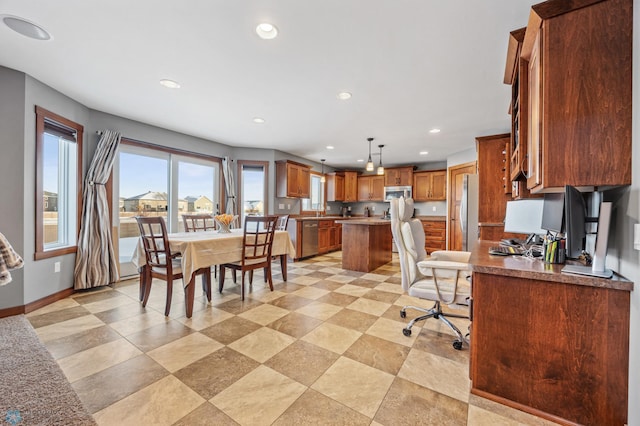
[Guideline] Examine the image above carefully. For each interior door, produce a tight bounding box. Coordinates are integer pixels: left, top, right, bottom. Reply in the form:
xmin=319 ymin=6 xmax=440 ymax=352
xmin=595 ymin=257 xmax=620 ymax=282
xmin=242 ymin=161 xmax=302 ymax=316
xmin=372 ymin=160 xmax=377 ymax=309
xmin=448 ymin=162 xmax=476 ymax=251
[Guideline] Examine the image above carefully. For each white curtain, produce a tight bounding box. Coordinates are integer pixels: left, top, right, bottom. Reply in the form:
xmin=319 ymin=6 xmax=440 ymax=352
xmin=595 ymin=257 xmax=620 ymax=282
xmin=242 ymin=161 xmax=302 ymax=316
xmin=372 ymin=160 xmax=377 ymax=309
xmin=74 ymin=130 xmax=121 ymax=289
xmin=222 ymin=156 xmax=239 ymax=227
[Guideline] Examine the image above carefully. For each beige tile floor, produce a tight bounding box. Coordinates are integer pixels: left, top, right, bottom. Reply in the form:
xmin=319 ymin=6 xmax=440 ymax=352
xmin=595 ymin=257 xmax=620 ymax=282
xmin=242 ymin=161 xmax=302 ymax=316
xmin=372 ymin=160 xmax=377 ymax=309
xmin=28 ymin=252 xmax=559 ymax=426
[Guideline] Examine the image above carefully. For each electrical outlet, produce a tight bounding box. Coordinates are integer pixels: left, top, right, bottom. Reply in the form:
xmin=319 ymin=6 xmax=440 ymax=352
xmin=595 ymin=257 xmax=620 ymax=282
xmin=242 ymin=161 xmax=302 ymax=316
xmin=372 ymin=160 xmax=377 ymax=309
xmin=371 ymin=206 xmax=375 ymax=212
xmin=286 ymin=204 xmax=290 ymax=210
xmin=54 ymin=262 xmax=61 ymax=273
xmin=278 ymin=203 xmax=284 ymax=209
xmin=432 ymin=206 xmax=437 ymax=212
xmin=326 ymin=205 xmax=331 ymax=210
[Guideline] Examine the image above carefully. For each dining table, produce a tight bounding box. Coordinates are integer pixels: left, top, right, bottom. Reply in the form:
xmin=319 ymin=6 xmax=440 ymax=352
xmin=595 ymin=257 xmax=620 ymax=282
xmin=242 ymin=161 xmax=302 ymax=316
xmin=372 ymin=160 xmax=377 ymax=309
xmin=132 ymin=228 xmax=296 ymax=317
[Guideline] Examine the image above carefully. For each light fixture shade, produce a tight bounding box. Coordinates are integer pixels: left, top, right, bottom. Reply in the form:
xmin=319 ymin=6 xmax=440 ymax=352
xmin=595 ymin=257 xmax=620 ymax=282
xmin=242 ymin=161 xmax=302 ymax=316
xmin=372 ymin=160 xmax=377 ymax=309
xmin=377 ymin=144 xmax=385 ymax=175
xmin=320 ymin=159 xmax=326 ymax=182
xmin=320 ymin=175 xmax=326 ymax=183
xmin=365 ymin=137 xmax=374 ymax=172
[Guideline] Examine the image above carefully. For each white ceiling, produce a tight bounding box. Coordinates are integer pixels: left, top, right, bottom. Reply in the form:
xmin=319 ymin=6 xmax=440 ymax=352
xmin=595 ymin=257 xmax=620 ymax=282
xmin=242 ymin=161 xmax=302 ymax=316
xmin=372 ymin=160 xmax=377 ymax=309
xmin=0 ymin=0 xmax=536 ymax=168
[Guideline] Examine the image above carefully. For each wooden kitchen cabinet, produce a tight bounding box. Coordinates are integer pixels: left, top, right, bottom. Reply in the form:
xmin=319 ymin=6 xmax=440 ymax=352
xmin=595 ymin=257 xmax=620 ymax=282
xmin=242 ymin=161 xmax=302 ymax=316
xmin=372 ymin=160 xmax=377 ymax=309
xmin=357 ymin=175 xmax=384 ymax=201
xmin=343 ymin=171 xmax=358 ymax=202
xmin=318 ymin=220 xmax=330 ymax=254
xmin=476 ymin=134 xmax=513 ymax=241
xmin=421 ymin=219 xmax=446 ymax=254
xmin=326 ymin=172 xmax=345 ymax=202
xmin=276 ymin=160 xmax=311 ymax=198
xmin=504 ymin=27 xmax=528 ymax=182
xmin=413 ymin=170 xmax=446 ymax=201
xmin=384 ymin=166 xmax=414 ymax=186
xmin=519 ymin=0 xmax=632 ymax=192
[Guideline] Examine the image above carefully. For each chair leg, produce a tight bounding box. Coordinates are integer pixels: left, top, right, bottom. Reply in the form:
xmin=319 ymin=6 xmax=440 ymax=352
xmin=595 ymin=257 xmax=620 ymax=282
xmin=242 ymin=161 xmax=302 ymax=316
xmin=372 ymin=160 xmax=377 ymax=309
xmin=165 ymin=280 xmax=173 ymax=316
xmin=249 ymin=270 xmax=253 ymax=285
xmin=204 ymin=268 xmax=212 ymax=301
xmin=232 ymin=270 xmax=237 ymax=284
xmin=266 ymin=264 xmax=274 ymax=291
xmin=214 ymin=265 xmax=217 ymax=279
xmin=141 ymin=270 xmax=153 ymax=307
xmin=138 ymin=268 xmax=146 ymax=301
xmin=240 ymin=271 xmax=246 ymax=300
xmin=264 ymin=266 xmax=267 ymax=283
xmin=218 ymin=266 xmax=226 ymax=293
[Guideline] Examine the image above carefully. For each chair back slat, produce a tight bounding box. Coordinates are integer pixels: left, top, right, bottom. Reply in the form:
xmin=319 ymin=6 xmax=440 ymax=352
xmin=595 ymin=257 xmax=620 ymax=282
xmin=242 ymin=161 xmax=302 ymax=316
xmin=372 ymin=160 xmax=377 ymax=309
xmin=182 ymin=214 xmax=215 ymax=232
xmin=242 ymin=216 xmax=278 ymax=263
xmin=276 ymin=215 xmax=289 ymax=231
xmin=135 ymin=216 xmax=172 ymax=268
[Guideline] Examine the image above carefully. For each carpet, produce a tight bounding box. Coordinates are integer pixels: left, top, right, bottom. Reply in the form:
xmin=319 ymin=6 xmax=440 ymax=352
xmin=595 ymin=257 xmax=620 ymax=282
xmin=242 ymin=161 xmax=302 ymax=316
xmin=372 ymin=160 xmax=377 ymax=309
xmin=0 ymin=315 xmax=96 ymax=425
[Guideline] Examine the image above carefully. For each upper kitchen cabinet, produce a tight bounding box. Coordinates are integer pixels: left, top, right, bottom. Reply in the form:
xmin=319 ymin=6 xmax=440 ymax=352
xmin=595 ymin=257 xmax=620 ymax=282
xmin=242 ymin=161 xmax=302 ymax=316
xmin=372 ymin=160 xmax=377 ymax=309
xmin=344 ymin=171 xmax=359 ymax=202
xmin=357 ymin=175 xmax=385 ymax=201
xmin=276 ymin=160 xmax=311 ymax=198
xmin=413 ymin=170 xmax=447 ymax=201
xmin=504 ymin=27 xmax=528 ymax=182
xmin=520 ymin=0 xmax=632 ymax=193
xmin=384 ymin=167 xmax=414 ymax=187
xmin=326 ymin=172 xmax=345 ymax=202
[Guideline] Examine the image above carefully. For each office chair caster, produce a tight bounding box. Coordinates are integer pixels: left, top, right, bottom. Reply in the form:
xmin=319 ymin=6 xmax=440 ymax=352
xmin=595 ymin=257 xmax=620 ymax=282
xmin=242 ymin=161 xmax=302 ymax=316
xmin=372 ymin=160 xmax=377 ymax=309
xmin=452 ymin=340 xmax=463 ymax=350
xmin=400 ymin=310 xmax=406 ymax=318
xmin=403 ymin=328 xmax=412 ymax=337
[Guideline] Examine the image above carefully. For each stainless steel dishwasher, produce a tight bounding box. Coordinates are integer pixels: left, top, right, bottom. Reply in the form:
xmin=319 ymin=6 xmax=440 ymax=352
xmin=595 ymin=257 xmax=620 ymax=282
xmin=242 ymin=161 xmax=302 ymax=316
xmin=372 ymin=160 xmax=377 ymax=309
xmin=301 ymin=221 xmax=319 ymax=257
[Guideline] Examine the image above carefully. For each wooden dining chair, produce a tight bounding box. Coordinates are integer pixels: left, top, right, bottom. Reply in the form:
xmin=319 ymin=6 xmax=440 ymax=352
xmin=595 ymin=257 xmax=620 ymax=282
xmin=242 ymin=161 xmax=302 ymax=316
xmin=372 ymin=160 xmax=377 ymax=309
xmin=218 ymin=215 xmax=278 ymax=300
xmin=263 ymin=214 xmax=290 ymax=283
xmin=182 ymin=213 xmax=215 ymax=232
xmin=136 ymin=216 xmax=211 ymax=316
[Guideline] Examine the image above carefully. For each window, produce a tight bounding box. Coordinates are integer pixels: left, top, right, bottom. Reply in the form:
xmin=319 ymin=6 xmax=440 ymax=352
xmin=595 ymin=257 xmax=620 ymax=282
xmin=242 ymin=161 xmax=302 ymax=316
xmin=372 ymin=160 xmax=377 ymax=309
xmin=302 ymin=172 xmax=325 ymax=213
xmin=35 ymin=106 xmax=83 ymax=260
xmin=238 ymin=161 xmax=268 ymax=224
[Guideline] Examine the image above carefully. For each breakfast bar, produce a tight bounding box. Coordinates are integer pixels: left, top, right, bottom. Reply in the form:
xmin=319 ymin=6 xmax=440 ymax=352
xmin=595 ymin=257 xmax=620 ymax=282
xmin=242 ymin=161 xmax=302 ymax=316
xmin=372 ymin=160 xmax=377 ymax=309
xmin=337 ymin=218 xmax=392 ymax=272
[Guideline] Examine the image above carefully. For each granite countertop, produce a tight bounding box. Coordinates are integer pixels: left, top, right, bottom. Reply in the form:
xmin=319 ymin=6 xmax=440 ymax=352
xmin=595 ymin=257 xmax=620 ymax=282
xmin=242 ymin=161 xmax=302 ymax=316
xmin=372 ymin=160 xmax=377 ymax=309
xmin=415 ymin=216 xmax=446 ymax=221
xmin=470 ymin=240 xmax=633 ymax=292
xmin=335 ymin=218 xmax=391 ymax=225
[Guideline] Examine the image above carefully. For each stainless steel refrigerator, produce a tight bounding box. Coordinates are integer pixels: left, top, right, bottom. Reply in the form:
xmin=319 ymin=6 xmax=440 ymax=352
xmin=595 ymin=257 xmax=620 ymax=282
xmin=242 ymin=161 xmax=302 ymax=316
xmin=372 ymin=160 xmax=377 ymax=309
xmin=460 ymin=174 xmax=479 ymax=252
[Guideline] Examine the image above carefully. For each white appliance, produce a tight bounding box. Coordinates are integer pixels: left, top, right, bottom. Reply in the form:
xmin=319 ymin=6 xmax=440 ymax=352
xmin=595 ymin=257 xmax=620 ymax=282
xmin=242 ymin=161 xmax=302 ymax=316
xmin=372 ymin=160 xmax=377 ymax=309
xmin=384 ymin=186 xmax=412 ymax=202
xmin=459 ymin=174 xmax=479 ymax=252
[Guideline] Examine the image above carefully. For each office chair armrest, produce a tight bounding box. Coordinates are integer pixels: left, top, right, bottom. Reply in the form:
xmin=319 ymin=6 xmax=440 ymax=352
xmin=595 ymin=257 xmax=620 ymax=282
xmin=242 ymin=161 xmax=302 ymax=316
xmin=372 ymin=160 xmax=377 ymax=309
xmin=417 ymin=260 xmax=470 ymax=273
xmin=429 ymin=250 xmax=471 ymax=263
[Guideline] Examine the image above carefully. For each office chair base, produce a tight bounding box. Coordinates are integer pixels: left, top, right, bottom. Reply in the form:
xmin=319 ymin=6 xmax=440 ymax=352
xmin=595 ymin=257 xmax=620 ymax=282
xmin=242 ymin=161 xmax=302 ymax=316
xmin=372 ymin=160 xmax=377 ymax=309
xmin=400 ymin=301 xmax=469 ymax=350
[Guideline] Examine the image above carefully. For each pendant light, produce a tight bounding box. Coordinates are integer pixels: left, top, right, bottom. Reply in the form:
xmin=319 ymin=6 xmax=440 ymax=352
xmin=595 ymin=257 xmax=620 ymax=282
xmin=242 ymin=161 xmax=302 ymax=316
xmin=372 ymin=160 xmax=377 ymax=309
xmin=365 ymin=137 xmax=374 ymax=172
xmin=320 ymin=159 xmax=326 ymax=183
xmin=377 ymin=144 xmax=385 ymax=175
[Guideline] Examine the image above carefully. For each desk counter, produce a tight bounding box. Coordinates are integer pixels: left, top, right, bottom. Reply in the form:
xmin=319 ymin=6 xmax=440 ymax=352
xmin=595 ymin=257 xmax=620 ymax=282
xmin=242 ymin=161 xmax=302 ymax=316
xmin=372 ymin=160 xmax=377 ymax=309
xmin=469 ymin=240 xmax=632 ymax=426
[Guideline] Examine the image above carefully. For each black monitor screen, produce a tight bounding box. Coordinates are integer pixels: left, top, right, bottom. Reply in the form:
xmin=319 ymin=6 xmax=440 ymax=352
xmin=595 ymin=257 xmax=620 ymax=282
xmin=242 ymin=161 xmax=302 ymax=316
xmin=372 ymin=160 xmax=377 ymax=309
xmin=564 ymin=185 xmax=586 ymax=259
xmin=541 ymin=193 xmax=564 ymax=233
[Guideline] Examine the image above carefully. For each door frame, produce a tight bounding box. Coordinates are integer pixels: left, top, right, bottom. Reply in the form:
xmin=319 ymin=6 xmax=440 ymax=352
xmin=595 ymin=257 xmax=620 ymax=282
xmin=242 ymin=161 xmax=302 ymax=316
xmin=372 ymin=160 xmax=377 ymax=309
xmin=447 ymin=161 xmax=477 ymax=250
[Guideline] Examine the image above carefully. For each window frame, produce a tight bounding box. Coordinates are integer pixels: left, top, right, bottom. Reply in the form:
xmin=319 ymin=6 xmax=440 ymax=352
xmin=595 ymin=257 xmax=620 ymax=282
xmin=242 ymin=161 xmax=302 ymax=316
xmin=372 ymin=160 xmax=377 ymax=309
xmin=301 ymin=171 xmax=325 ymax=214
xmin=34 ymin=106 xmax=84 ymax=260
xmin=237 ymin=160 xmax=269 ymax=222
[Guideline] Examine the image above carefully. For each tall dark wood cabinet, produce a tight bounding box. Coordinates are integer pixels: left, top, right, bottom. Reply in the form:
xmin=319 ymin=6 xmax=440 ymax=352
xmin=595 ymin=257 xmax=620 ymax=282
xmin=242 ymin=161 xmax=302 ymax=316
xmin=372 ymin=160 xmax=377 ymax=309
xmin=476 ymin=134 xmax=514 ymax=241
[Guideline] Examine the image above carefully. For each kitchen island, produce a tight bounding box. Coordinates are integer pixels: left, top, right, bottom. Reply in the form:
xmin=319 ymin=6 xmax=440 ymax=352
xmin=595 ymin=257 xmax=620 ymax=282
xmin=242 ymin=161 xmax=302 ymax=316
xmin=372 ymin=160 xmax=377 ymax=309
xmin=336 ymin=218 xmax=392 ymax=272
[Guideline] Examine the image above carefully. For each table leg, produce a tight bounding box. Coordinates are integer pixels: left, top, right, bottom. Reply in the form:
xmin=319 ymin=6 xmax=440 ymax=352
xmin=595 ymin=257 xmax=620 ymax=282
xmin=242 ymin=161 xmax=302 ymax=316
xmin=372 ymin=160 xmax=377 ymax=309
xmin=280 ymin=254 xmax=288 ymax=281
xmin=185 ymin=274 xmax=196 ymax=318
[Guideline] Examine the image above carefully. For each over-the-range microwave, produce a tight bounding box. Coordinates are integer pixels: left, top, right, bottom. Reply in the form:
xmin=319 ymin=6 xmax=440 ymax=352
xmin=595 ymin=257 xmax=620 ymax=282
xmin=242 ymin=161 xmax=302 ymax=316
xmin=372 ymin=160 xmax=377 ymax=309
xmin=384 ymin=186 xmax=412 ymax=202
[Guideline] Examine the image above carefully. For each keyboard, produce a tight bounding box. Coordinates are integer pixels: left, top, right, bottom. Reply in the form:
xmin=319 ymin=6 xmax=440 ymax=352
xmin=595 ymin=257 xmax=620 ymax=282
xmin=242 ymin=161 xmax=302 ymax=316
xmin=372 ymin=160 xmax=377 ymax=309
xmin=488 ymin=245 xmax=525 ymax=256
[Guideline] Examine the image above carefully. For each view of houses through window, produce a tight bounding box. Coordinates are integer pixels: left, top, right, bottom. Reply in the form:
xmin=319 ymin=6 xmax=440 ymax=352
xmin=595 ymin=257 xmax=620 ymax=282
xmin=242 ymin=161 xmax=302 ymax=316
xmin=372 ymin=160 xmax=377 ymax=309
xmin=115 ymin=144 xmax=219 ymax=276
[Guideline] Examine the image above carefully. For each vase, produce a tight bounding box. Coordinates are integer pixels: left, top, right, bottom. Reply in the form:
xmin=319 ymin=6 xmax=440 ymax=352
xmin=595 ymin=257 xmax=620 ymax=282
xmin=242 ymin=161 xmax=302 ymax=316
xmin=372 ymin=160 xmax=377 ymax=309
xmin=216 ymin=222 xmax=231 ymax=233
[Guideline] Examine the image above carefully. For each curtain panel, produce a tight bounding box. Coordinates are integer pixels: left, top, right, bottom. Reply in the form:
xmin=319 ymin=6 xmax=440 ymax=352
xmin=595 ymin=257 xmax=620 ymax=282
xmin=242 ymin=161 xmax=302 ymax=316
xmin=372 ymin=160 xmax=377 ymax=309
xmin=222 ymin=157 xmax=238 ymax=228
xmin=74 ymin=130 xmax=121 ymax=289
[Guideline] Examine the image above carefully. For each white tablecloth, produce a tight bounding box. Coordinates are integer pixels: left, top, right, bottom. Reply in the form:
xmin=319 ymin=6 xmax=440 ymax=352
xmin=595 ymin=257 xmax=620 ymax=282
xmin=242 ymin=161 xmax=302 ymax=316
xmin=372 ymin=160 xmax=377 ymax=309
xmin=132 ymin=229 xmax=295 ymax=287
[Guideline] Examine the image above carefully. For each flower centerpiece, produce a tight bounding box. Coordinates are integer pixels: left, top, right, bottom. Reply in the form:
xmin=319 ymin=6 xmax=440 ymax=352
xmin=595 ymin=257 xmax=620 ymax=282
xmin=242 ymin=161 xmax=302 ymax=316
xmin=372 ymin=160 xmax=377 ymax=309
xmin=214 ymin=214 xmax=237 ymax=233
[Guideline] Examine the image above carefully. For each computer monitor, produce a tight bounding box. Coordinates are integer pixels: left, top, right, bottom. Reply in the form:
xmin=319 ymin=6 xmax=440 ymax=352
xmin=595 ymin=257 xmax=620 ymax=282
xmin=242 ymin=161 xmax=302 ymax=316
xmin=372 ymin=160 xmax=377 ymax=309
xmin=541 ymin=193 xmax=564 ymax=233
xmin=562 ymin=201 xmax=613 ymax=278
xmin=504 ymin=199 xmax=545 ymax=240
xmin=564 ymin=185 xmax=586 ymax=259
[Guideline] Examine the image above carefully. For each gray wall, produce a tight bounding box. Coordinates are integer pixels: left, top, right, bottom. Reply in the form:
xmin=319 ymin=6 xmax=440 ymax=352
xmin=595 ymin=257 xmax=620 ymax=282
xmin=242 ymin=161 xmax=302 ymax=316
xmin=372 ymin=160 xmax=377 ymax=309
xmin=0 ymin=67 xmax=26 ymax=309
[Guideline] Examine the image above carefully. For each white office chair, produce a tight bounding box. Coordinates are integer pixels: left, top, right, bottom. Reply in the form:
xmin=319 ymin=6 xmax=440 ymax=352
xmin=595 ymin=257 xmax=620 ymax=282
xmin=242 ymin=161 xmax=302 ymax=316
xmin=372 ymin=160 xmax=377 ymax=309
xmin=390 ymin=197 xmax=471 ymax=350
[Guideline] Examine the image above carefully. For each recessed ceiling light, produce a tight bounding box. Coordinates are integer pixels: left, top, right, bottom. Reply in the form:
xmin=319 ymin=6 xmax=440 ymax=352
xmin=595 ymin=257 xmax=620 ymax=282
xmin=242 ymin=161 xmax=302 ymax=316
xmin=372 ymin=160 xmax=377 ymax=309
xmin=1 ymin=15 xmax=51 ymax=40
xmin=419 ymin=151 xmax=429 ymax=155
xmin=159 ymin=79 xmax=180 ymax=89
xmin=337 ymin=92 xmax=352 ymax=100
xmin=429 ymin=128 xmax=441 ymax=134
xmin=253 ymin=117 xmax=265 ymax=124
xmin=256 ymin=23 xmax=278 ymax=40
xmin=356 ymin=159 xmax=364 ymax=163
xmin=326 ymin=146 xmax=334 ymax=150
